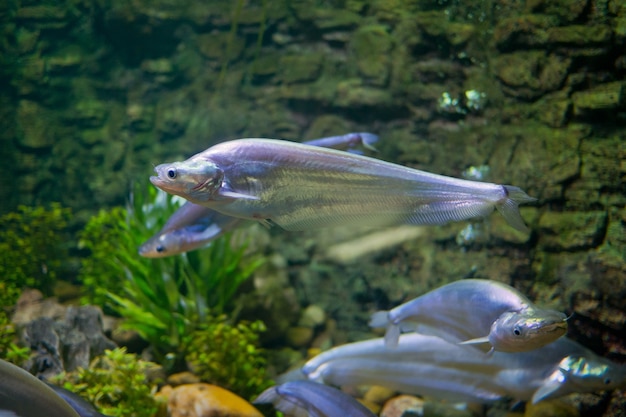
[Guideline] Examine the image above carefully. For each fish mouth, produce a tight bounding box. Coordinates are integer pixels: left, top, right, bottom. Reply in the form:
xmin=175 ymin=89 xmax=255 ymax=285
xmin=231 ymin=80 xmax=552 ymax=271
xmin=538 ymin=320 xmax=568 ymax=335
xmin=150 ymin=175 xmax=171 ymax=190
xmin=150 ymin=175 xmax=179 ymax=195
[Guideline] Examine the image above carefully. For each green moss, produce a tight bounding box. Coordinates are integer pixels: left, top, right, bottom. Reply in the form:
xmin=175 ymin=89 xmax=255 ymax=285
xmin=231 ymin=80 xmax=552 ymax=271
xmin=0 ymin=203 xmax=71 ymax=297
xmin=185 ymin=317 xmax=272 ymax=400
xmin=279 ymin=53 xmax=325 ymax=84
xmin=54 ymin=348 xmax=160 ymax=417
xmin=349 ymin=25 xmax=393 ymax=86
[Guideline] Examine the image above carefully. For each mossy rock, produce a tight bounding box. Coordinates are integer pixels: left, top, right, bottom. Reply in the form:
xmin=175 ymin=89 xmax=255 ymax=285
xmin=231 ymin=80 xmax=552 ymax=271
xmin=538 ymin=211 xmax=608 ymax=251
xmin=304 ymin=114 xmax=353 ymax=140
xmin=493 ymin=14 xmax=555 ymax=50
xmin=311 ymin=8 xmax=362 ymax=30
xmin=16 ymin=100 xmax=56 ymax=149
xmin=547 ymin=25 xmax=612 ymax=46
xmin=249 ymin=52 xmax=281 ymax=78
xmin=493 ymin=51 xmax=571 ymax=100
xmin=526 ymin=0 xmax=589 ymax=24
xmin=126 ymin=102 xmax=156 ymax=132
xmin=533 ymin=96 xmax=572 ymax=128
xmin=16 ymin=5 xmax=71 ymax=29
xmin=196 ymin=32 xmax=245 ymax=62
xmin=571 ymin=81 xmax=625 ymax=115
xmin=485 ymin=123 xmax=588 ymax=200
xmin=278 ymin=53 xmax=324 ymax=84
xmin=68 ymin=99 xmax=109 ymax=128
xmin=334 ymin=79 xmax=395 ymax=108
xmin=349 ymin=25 xmax=393 ymax=86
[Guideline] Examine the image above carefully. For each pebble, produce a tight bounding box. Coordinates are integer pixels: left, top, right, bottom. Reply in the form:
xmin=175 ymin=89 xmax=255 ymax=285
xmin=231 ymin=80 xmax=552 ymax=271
xmin=381 ymin=395 xmax=424 ymax=417
xmin=298 ymin=304 xmax=326 ymax=328
xmin=524 ymin=400 xmax=579 ymax=417
xmin=363 ymin=385 xmax=396 ymax=405
xmin=157 ymin=383 xmax=263 ymax=417
xmin=286 ymin=326 xmax=314 ymax=348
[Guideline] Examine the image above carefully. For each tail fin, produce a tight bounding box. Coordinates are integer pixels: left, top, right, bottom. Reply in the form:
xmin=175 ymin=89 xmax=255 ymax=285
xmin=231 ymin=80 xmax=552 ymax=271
xmin=496 ymin=185 xmax=536 ymax=233
xmin=369 ymin=311 xmax=389 ymax=328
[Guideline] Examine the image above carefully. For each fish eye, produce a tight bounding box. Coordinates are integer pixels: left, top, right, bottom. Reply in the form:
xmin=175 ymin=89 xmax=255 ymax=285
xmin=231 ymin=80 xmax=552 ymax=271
xmin=167 ymin=168 xmax=177 ymax=179
xmin=513 ymin=326 xmax=522 ymax=336
xmin=156 ymin=245 xmax=165 ymax=253
xmin=604 ymin=378 xmax=612 ymax=385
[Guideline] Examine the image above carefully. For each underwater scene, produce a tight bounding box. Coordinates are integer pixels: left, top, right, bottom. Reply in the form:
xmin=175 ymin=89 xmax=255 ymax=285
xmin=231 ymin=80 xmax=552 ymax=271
xmin=1 ymin=0 xmax=625 ymax=416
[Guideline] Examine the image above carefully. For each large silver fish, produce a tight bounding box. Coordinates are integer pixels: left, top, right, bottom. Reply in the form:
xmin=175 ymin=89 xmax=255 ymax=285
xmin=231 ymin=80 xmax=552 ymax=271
xmin=0 ymin=358 xmax=80 ymax=417
xmin=369 ymin=279 xmax=567 ymax=353
xmin=254 ymin=380 xmax=375 ymax=417
xmin=140 ymin=132 xmax=379 ymax=258
xmin=150 ymin=139 xmax=535 ymax=232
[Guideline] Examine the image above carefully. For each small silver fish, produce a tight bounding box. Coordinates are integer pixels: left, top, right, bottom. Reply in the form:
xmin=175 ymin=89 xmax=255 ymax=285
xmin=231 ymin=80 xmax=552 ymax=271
xmin=0 ymin=358 xmax=80 ymax=417
xmin=150 ymin=139 xmax=535 ymax=232
xmin=138 ymin=202 xmax=243 ymax=258
xmin=459 ymin=309 xmax=567 ymax=354
xmin=254 ymin=380 xmax=375 ymax=417
xmin=531 ymin=355 xmax=626 ymax=404
xmin=139 ymin=133 xmax=379 ymax=257
xmin=369 ymin=279 xmax=567 ymax=353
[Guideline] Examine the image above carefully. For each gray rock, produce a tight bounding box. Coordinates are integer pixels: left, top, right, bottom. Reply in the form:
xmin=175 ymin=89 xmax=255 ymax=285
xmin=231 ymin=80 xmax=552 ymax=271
xmin=18 ymin=305 xmax=117 ymax=376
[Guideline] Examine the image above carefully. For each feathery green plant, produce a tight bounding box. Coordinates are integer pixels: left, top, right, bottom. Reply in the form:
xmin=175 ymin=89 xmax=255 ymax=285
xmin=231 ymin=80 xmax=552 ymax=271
xmin=54 ymin=348 xmax=160 ymax=417
xmin=78 ymin=182 xmax=264 ymax=366
xmin=184 ymin=316 xmax=272 ymax=400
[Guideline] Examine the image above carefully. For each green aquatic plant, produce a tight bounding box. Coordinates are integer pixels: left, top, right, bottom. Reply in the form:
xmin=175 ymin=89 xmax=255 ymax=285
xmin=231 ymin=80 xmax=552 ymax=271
xmin=54 ymin=347 xmax=160 ymax=417
xmin=0 ymin=284 xmax=29 ymax=365
xmin=184 ymin=316 xmax=272 ymax=400
xmin=0 ymin=309 xmax=30 ymax=366
xmin=78 ymin=182 xmax=264 ymax=366
xmin=0 ymin=203 xmax=71 ymax=297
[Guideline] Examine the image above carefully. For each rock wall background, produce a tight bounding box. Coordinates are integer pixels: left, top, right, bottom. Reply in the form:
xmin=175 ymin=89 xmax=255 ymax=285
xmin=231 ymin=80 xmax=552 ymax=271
xmin=1 ymin=0 xmax=625 ymax=411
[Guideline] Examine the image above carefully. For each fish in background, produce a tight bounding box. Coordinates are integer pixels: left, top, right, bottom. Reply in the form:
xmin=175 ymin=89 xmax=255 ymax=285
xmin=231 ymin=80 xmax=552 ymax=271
xmin=369 ymin=279 xmax=567 ymax=353
xmin=531 ymin=354 xmax=626 ymax=404
xmin=301 ymin=334 xmax=626 ymax=404
xmin=254 ymin=380 xmax=375 ymax=417
xmin=150 ymin=139 xmax=536 ymax=232
xmin=138 ymin=201 xmax=243 ymax=258
xmin=0 ymin=358 xmax=82 ymax=417
xmin=140 ymin=132 xmax=379 ymax=258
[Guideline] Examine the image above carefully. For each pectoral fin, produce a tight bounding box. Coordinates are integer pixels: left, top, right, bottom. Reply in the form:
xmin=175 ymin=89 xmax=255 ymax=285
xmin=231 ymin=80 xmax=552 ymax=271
xmin=531 ymin=378 xmax=564 ymax=404
xmin=218 ymin=186 xmax=259 ymax=201
xmin=458 ymin=336 xmax=490 ymax=346
xmin=384 ymin=324 xmax=401 ymax=349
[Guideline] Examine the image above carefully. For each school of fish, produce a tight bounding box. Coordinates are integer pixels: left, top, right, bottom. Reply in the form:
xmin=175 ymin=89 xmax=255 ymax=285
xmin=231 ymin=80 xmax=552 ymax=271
xmin=145 ymin=132 xmax=624 ymax=415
